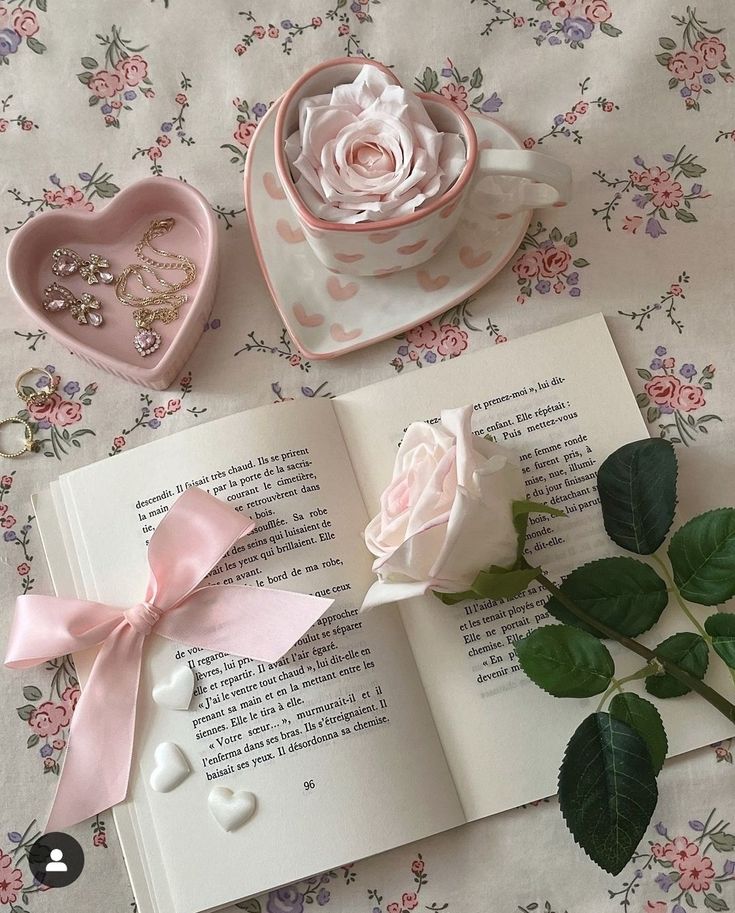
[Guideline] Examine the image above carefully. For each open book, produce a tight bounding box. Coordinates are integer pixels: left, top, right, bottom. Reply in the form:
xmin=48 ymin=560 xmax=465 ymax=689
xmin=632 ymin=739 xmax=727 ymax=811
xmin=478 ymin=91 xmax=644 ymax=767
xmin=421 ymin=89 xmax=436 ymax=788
xmin=35 ymin=314 xmax=733 ymax=913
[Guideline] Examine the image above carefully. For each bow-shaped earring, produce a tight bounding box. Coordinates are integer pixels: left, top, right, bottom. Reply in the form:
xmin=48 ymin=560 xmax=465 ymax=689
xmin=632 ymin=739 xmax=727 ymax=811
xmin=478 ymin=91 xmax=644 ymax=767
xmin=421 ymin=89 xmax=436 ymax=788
xmin=51 ymin=248 xmax=114 ymax=285
xmin=42 ymin=283 xmax=104 ymax=327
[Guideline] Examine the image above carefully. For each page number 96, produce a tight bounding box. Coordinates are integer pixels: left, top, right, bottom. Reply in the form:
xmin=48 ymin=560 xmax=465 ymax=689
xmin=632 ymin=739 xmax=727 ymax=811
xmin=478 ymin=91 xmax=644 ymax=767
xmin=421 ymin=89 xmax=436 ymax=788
xmin=303 ymin=779 xmax=316 ymax=791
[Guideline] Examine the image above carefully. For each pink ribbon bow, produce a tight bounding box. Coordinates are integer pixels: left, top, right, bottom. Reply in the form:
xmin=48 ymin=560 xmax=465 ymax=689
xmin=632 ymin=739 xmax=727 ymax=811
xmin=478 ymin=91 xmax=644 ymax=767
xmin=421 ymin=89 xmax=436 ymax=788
xmin=4 ymin=487 xmax=332 ymax=830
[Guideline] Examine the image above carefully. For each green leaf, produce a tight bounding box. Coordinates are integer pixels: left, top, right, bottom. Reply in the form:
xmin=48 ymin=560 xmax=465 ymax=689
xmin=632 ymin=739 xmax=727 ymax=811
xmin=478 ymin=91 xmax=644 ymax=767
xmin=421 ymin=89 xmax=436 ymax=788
xmin=675 ymin=208 xmax=697 ymax=223
xmin=558 ymin=712 xmax=658 ymax=874
xmin=545 ymin=557 xmax=668 ymax=638
xmin=564 ymin=232 xmax=578 ymax=247
xmin=22 ymin=685 xmax=42 ymax=701
xmin=636 ymin=393 xmax=651 ymax=408
xmin=516 ymin=625 xmax=614 ymax=698
xmin=511 ymin=499 xmax=565 ymax=563
xmin=512 ymin=500 xmax=566 ymax=521
xmin=669 ymin=76 xmax=680 ymax=89
xmin=26 ymin=733 xmax=39 ymax=749
xmin=26 ymin=36 xmax=46 ymax=54
xmin=609 ymin=693 xmax=668 ymax=773
xmin=679 ymin=161 xmax=706 ymax=178
xmin=710 ymin=830 xmax=735 ymax=852
xmin=597 ymin=439 xmax=677 ymax=554
xmin=656 ymin=52 xmax=673 ymax=66
xmin=599 ymin=22 xmax=622 ymax=38
xmin=36 ymin=0 xmax=47 ymax=9
xmin=704 ymin=613 xmax=735 ymax=668
xmin=472 ymin=566 xmax=540 ymax=600
xmin=647 ymin=406 xmax=661 ymax=424
xmin=89 ymin=95 xmax=99 ymax=107
xmin=434 ymin=589 xmax=476 ymax=606
xmin=95 ymin=180 xmax=120 ymax=198
xmin=420 ymin=67 xmax=439 ymax=93
xmin=637 ymin=368 xmax=653 ymax=380
xmin=573 ymin=257 xmax=590 ymax=268
xmin=703 ymin=893 xmax=728 ymax=912
xmin=646 ymin=632 xmax=709 ymax=698
xmin=81 ymin=56 xmax=99 ymax=69
xmin=16 ymin=704 xmax=36 ymax=721
xmin=668 ymin=509 xmax=735 ymax=605
xmin=658 ymin=37 xmax=677 ymax=50
xmin=549 ymin=227 xmax=562 ymax=242
xmin=470 ymin=66 xmax=483 ymax=89
xmin=77 ymin=71 xmax=93 ymax=85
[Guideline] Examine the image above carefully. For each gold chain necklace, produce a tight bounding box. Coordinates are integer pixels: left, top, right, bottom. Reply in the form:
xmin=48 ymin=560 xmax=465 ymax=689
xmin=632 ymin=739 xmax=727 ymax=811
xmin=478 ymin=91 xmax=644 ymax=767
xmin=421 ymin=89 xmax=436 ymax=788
xmin=115 ymin=218 xmax=197 ymax=357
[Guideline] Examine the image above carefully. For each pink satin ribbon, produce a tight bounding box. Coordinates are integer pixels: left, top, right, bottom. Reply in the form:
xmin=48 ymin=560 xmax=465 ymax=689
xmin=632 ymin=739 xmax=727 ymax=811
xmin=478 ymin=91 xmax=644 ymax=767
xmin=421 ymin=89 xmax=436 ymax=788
xmin=4 ymin=487 xmax=332 ymax=830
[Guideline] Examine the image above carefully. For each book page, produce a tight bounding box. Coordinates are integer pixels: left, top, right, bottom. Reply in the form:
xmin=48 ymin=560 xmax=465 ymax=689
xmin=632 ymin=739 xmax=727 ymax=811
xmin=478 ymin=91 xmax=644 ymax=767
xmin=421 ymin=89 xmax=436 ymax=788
xmin=335 ymin=314 xmax=734 ymax=821
xmin=51 ymin=399 xmax=463 ymax=913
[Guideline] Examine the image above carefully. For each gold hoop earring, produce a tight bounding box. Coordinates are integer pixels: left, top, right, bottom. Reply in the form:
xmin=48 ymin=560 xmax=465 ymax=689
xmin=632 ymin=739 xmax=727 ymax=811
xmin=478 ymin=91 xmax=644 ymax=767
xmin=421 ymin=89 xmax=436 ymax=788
xmin=0 ymin=416 xmax=38 ymax=459
xmin=15 ymin=367 xmax=58 ymax=407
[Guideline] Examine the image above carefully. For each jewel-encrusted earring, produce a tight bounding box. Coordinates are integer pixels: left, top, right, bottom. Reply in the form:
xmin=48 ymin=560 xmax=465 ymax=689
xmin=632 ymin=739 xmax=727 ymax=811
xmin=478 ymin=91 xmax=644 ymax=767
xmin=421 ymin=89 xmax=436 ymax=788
xmin=51 ymin=248 xmax=114 ymax=285
xmin=42 ymin=282 xmax=104 ymax=327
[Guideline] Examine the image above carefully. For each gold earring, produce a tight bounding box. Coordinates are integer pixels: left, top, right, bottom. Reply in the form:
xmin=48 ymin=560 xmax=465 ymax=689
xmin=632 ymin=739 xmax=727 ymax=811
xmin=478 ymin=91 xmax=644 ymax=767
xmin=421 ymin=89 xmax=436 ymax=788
xmin=0 ymin=416 xmax=38 ymax=459
xmin=52 ymin=248 xmax=114 ymax=285
xmin=15 ymin=367 xmax=58 ymax=407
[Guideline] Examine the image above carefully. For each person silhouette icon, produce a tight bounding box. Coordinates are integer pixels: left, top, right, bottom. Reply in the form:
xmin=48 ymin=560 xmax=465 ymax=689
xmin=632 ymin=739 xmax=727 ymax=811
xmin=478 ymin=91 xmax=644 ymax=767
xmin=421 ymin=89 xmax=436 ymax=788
xmin=45 ymin=848 xmax=68 ymax=873
xmin=28 ymin=832 xmax=84 ymax=888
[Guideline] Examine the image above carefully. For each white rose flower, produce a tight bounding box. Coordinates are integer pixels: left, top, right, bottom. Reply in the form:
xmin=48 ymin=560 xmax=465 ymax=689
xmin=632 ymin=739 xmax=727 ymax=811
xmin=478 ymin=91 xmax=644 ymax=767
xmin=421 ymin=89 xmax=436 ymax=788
xmin=284 ymin=65 xmax=466 ymax=223
xmin=361 ymin=405 xmax=526 ymax=611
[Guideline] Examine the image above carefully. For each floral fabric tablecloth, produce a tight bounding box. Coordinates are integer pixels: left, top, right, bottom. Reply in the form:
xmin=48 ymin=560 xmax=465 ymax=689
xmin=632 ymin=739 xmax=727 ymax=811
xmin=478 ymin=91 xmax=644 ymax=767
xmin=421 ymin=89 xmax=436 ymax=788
xmin=1 ymin=1 xmax=734 ymax=912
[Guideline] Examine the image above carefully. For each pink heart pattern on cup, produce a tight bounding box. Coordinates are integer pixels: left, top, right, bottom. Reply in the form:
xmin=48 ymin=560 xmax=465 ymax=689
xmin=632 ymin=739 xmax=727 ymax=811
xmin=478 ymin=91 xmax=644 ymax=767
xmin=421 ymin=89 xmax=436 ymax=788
xmin=369 ymin=230 xmax=401 ymax=244
xmin=334 ymin=252 xmax=365 ymax=264
xmin=397 ymin=239 xmax=428 ymax=256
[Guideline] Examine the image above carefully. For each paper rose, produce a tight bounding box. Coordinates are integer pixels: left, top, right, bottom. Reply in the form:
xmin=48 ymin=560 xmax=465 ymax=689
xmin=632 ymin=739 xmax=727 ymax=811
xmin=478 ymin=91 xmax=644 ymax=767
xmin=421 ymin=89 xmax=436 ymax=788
xmin=361 ymin=405 xmax=525 ymax=610
xmin=284 ymin=65 xmax=466 ymax=223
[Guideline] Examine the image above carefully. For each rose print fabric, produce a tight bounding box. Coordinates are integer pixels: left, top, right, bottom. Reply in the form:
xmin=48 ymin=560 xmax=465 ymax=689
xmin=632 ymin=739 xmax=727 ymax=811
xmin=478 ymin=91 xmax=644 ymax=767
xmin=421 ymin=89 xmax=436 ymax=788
xmin=0 ymin=1 xmax=733 ymax=912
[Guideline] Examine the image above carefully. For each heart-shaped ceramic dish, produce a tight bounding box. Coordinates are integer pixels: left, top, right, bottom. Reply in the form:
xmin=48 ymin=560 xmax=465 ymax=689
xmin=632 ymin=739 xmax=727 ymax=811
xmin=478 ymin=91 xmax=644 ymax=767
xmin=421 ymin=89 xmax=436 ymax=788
xmin=6 ymin=177 xmax=218 ymax=390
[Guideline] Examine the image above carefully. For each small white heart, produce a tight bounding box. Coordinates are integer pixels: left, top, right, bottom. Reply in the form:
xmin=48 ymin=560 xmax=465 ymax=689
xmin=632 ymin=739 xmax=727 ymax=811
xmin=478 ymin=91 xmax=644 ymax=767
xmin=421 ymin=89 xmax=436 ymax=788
xmin=150 ymin=742 xmax=190 ymax=793
xmin=152 ymin=665 xmax=195 ymax=711
xmin=208 ymin=787 xmax=257 ymax=832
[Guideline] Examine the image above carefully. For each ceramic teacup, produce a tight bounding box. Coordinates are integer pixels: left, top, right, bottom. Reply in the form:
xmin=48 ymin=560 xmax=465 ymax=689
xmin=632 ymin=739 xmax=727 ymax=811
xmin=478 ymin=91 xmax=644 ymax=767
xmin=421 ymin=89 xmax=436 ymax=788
xmin=274 ymin=58 xmax=572 ymax=277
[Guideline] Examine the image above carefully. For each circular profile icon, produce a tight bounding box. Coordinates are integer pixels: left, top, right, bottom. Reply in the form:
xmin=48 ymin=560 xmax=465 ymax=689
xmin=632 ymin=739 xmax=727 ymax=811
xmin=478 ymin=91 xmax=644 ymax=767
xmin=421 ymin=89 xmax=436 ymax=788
xmin=28 ymin=832 xmax=84 ymax=888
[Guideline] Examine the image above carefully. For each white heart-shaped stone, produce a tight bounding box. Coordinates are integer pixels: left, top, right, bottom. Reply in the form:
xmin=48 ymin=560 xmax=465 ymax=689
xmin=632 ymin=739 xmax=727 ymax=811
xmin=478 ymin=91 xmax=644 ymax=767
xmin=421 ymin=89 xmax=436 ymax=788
xmin=152 ymin=665 xmax=195 ymax=711
xmin=208 ymin=787 xmax=257 ymax=832
xmin=149 ymin=742 xmax=190 ymax=793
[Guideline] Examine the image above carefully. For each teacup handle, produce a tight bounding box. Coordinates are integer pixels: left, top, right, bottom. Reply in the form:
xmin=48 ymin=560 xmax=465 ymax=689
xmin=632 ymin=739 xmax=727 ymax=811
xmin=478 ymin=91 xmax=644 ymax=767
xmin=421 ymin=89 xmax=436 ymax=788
xmin=474 ymin=149 xmax=572 ymax=211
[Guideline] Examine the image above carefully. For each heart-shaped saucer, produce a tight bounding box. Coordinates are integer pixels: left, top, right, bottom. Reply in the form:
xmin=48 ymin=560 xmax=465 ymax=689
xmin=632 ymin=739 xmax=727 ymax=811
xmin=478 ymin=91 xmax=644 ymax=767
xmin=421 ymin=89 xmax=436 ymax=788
xmin=152 ymin=665 xmax=195 ymax=711
xmin=149 ymin=741 xmax=190 ymax=793
xmin=6 ymin=177 xmax=219 ymax=391
xmin=244 ymin=99 xmax=531 ymax=360
xmin=208 ymin=787 xmax=257 ymax=832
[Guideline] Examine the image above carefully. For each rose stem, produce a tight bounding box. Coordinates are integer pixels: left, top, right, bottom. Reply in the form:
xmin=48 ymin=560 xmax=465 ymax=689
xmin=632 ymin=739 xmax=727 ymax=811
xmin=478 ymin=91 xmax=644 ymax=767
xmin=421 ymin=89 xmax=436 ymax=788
xmin=531 ymin=568 xmax=735 ymax=725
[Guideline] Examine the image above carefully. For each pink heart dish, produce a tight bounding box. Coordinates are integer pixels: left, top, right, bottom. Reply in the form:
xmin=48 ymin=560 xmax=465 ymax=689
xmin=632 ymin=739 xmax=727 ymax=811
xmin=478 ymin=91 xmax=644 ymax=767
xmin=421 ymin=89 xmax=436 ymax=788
xmin=6 ymin=177 xmax=218 ymax=390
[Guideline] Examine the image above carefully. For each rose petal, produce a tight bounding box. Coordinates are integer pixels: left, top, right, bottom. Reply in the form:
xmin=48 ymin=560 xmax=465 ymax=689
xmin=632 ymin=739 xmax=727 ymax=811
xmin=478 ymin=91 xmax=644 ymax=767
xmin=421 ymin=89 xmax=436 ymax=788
xmin=284 ymin=64 xmax=467 ymax=222
xmin=361 ymin=578 xmax=430 ymax=612
xmin=361 ymin=405 xmax=526 ymax=610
